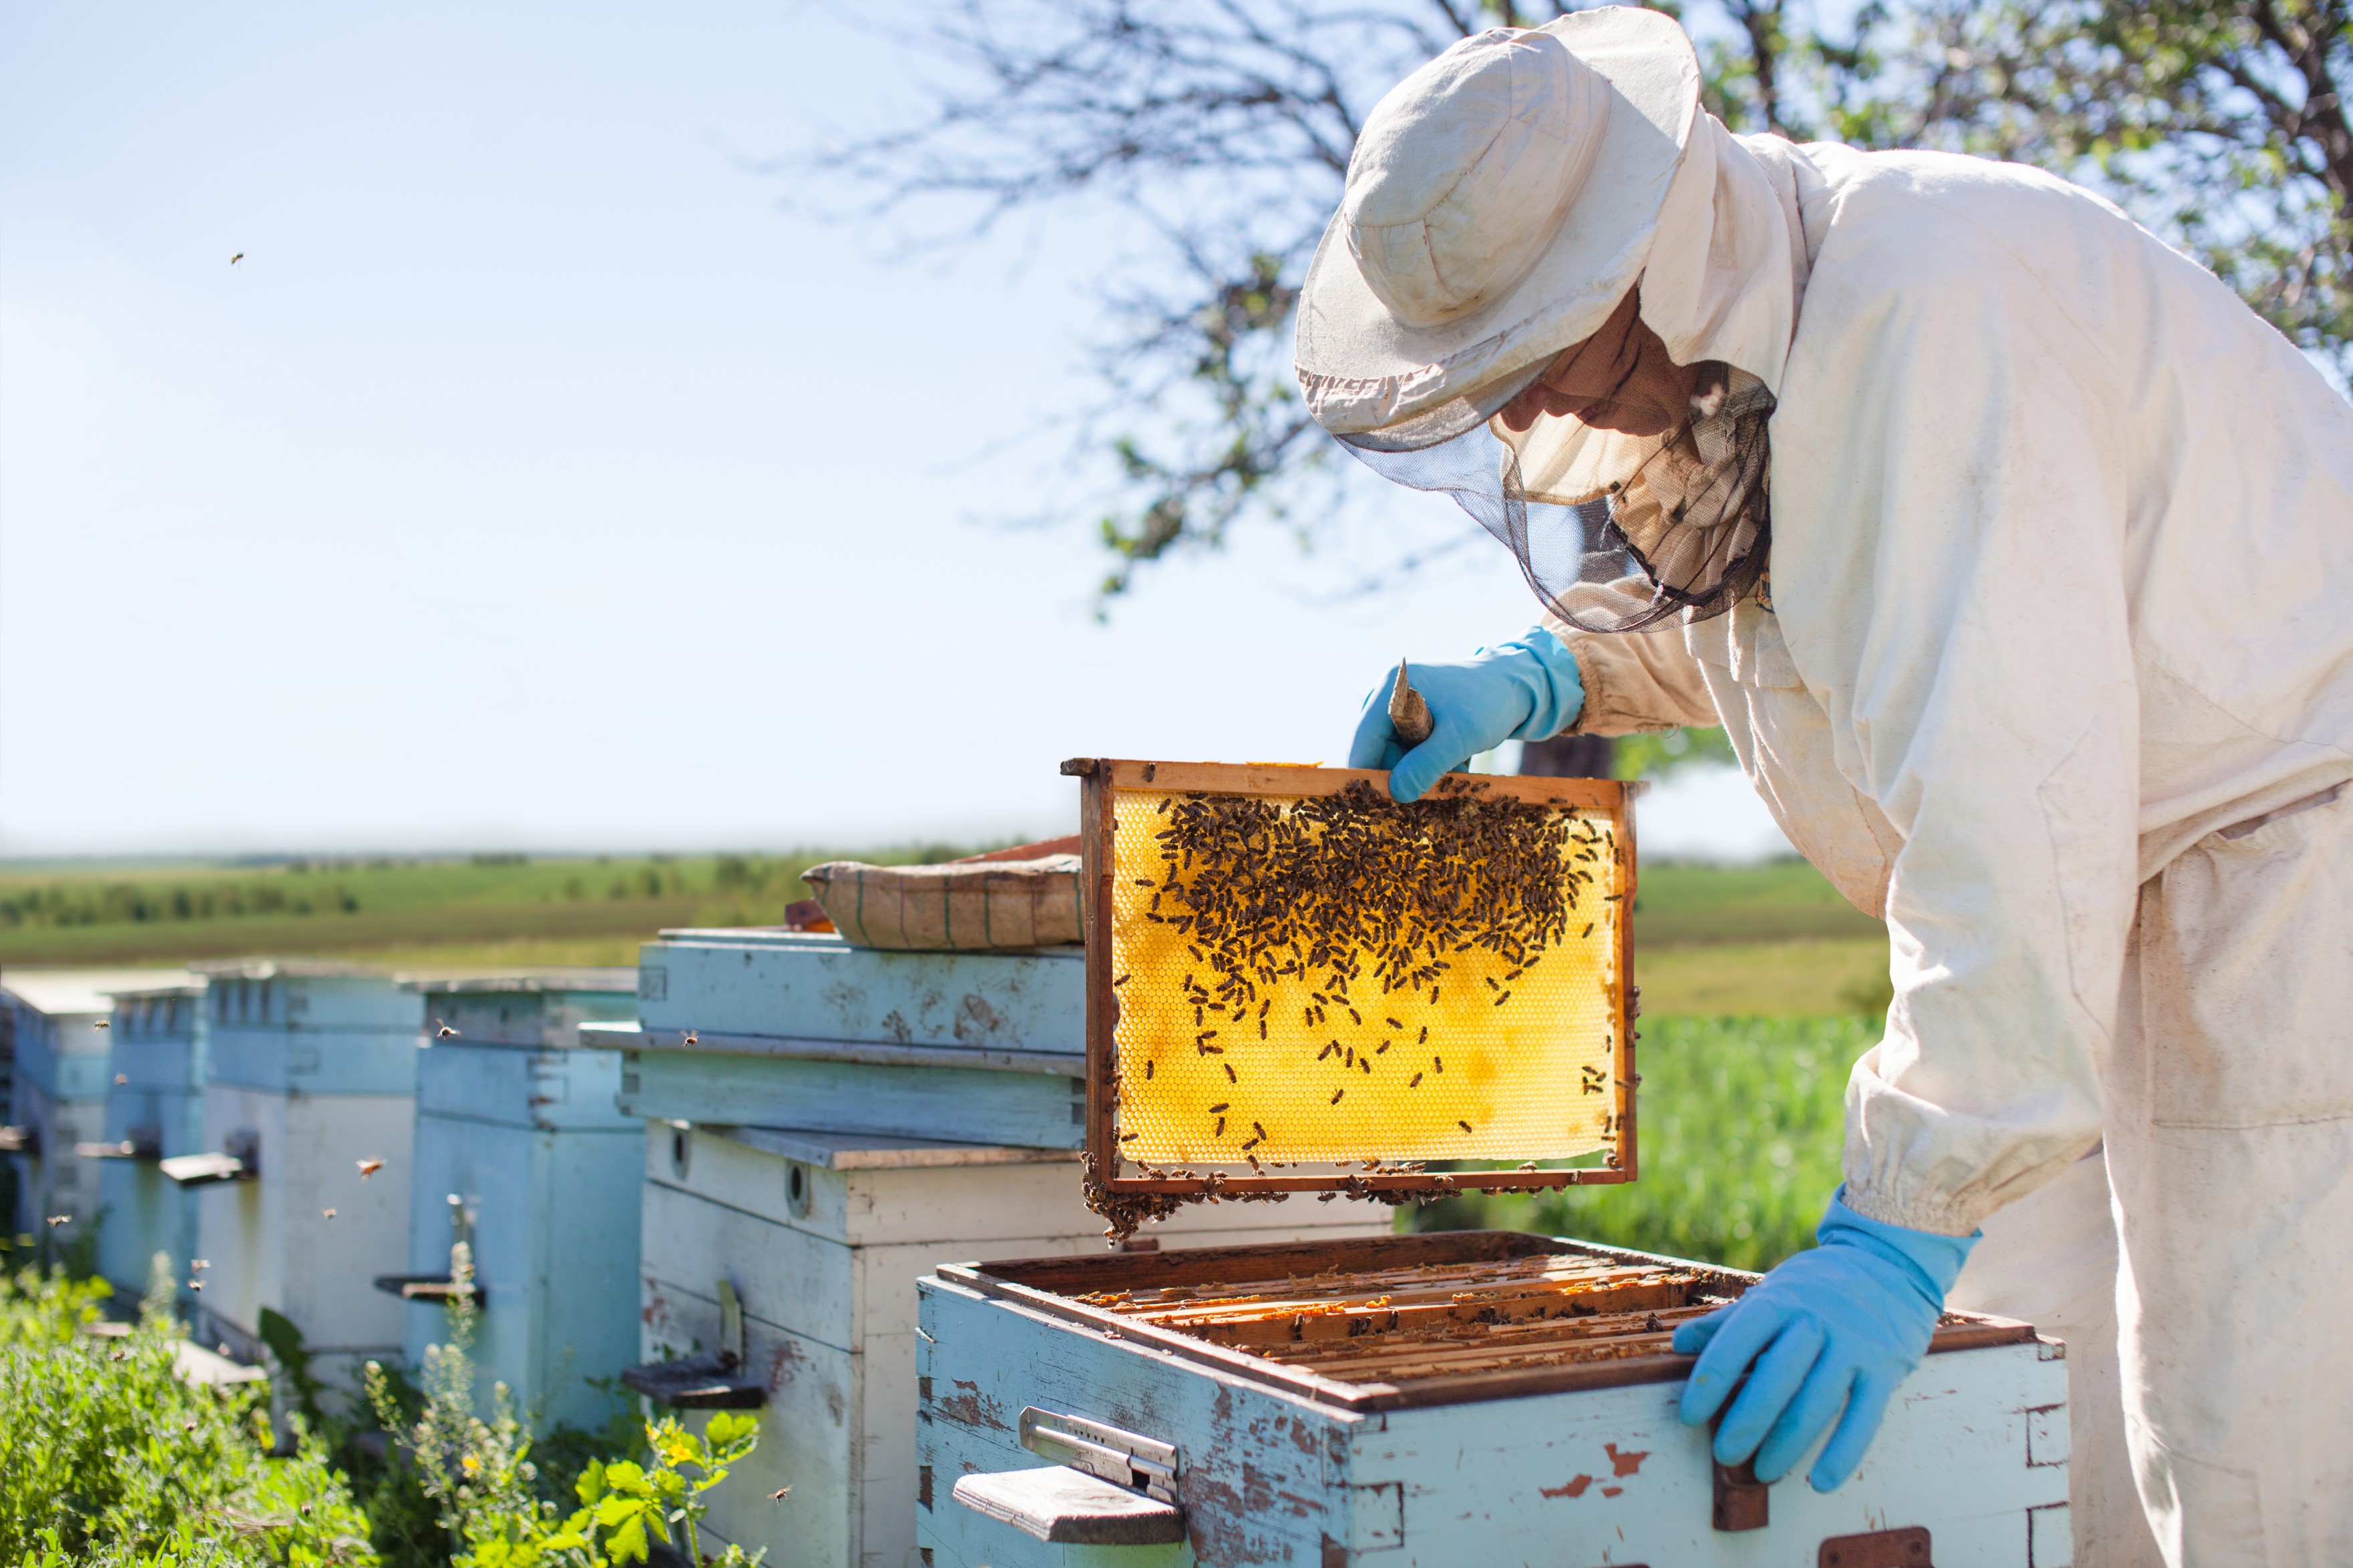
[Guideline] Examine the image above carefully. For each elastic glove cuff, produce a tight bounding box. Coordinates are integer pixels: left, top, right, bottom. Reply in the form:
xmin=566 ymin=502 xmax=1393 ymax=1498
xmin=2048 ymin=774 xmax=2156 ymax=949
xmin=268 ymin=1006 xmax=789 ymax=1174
xmin=1819 ymin=1186 xmax=1979 ymax=1307
xmin=1493 ymin=625 xmax=1585 ymax=741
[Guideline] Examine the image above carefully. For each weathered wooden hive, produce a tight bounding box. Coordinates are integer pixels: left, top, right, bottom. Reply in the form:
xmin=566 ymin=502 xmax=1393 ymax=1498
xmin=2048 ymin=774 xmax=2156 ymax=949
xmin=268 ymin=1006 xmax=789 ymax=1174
xmin=594 ymin=912 xmax=1392 ymax=1568
xmin=1 ymin=968 xmax=194 ymax=1247
xmin=389 ymin=971 xmax=643 ymax=1432
xmin=93 ymin=978 xmax=210 ymax=1308
xmin=915 ymin=762 xmax=2071 ymax=1566
xmin=170 ymin=959 xmax=426 ymax=1402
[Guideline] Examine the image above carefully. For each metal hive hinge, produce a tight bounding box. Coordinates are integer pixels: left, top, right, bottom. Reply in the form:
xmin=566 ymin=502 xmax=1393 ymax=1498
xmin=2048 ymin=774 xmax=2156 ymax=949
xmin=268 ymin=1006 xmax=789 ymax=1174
xmin=1020 ymin=1407 xmax=1181 ymax=1505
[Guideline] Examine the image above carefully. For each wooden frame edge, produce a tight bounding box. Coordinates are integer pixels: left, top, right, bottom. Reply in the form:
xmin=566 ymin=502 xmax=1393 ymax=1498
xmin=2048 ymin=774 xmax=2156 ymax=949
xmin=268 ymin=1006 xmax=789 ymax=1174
xmin=1072 ymin=758 xmax=1120 ymax=1191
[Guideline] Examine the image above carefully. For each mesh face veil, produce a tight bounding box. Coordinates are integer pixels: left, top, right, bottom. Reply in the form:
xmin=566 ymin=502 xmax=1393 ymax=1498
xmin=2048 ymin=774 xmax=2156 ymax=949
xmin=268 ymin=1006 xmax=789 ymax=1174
xmin=1337 ymin=337 xmax=1774 ymax=635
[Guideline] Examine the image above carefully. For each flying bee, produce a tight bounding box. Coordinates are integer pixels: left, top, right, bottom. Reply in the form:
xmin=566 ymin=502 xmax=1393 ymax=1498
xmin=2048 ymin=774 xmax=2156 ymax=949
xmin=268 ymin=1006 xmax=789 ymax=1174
xmin=358 ymin=1158 xmax=385 ymax=1178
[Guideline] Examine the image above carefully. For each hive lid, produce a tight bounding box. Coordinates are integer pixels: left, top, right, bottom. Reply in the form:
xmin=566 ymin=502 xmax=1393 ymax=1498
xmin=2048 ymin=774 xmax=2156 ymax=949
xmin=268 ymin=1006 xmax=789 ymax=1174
xmin=1060 ymin=758 xmax=1638 ymax=1236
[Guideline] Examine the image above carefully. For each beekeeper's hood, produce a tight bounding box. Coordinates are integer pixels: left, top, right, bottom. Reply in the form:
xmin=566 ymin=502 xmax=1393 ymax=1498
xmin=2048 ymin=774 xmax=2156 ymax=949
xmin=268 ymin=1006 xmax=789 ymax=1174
xmin=1295 ymin=9 xmax=1799 ymax=631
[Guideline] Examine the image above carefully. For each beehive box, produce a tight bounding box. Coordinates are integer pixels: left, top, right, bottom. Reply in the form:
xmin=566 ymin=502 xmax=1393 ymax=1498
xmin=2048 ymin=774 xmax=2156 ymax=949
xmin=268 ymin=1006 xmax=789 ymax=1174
xmin=635 ymin=1123 xmax=1394 ymax=1568
xmin=611 ymin=929 xmax=1090 ymax=1147
xmin=1 ymin=969 xmax=194 ymax=1244
xmin=95 ymin=979 xmax=210 ymax=1308
xmin=178 ymin=959 xmax=424 ymax=1401
xmin=919 ymin=1232 xmax=2073 ymax=1567
xmin=396 ymin=972 xmax=643 ymax=1432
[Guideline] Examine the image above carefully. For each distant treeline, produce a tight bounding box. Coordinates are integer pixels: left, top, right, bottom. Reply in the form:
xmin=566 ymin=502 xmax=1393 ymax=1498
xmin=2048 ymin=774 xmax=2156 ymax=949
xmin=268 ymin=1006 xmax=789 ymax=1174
xmin=0 ymin=844 xmax=1009 ymax=937
xmin=0 ymin=881 xmax=365 ymax=928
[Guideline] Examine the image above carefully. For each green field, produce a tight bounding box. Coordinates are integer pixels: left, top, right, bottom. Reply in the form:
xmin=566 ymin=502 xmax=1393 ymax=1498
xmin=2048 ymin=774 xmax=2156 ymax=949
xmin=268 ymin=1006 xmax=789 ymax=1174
xmin=0 ymin=846 xmax=1000 ymax=968
xmin=0 ymin=847 xmax=1892 ymax=1014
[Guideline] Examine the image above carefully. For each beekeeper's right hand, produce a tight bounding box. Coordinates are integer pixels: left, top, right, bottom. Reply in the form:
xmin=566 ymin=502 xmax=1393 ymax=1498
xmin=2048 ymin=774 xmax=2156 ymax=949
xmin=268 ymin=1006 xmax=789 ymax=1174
xmin=1346 ymin=627 xmax=1584 ymax=803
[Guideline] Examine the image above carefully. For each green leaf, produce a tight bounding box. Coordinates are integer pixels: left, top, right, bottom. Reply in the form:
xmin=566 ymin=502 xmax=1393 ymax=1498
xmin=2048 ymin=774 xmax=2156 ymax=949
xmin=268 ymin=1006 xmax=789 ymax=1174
xmin=577 ymin=1458 xmax=608 ymax=1504
xmin=594 ymin=1495 xmax=642 ymax=1528
xmin=608 ymin=1514 xmax=650 ymax=1565
xmin=705 ymin=1411 xmax=758 ymax=1449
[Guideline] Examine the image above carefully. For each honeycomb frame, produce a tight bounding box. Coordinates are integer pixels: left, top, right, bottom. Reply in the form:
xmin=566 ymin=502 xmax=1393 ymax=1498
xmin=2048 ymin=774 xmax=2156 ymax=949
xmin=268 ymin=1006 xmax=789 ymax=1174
xmin=1064 ymin=758 xmax=1638 ymax=1208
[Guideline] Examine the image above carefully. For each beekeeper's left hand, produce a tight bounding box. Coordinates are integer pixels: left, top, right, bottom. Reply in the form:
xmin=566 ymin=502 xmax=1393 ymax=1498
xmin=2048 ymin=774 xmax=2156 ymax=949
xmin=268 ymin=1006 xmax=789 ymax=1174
xmin=1673 ymin=1190 xmax=1978 ymax=1491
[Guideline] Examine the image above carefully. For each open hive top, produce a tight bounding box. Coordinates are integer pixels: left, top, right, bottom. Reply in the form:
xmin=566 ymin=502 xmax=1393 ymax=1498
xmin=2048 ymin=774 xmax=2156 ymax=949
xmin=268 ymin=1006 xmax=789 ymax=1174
xmin=1074 ymin=1251 xmax=1725 ymax=1388
xmin=1062 ymin=760 xmax=1637 ymax=1233
xmin=940 ymin=1232 xmax=2045 ymax=1412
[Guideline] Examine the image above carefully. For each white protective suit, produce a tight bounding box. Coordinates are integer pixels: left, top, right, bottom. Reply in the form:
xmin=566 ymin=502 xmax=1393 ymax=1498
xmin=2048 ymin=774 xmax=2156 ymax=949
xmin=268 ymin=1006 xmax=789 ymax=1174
xmin=1545 ymin=123 xmax=2353 ymax=1567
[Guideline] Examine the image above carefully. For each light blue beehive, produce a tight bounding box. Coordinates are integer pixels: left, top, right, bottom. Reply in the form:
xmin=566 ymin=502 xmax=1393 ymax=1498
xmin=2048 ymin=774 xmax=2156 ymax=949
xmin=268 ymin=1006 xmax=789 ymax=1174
xmin=919 ymin=1234 xmax=2075 ymax=1567
xmin=610 ymin=929 xmax=1089 ymax=1143
xmin=180 ymin=959 xmax=427 ymax=1400
xmin=2 ymin=968 xmax=195 ymax=1248
xmin=395 ymin=971 xmax=643 ymax=1433
xmin=95 ymin=979 xmax=209 ymax=1308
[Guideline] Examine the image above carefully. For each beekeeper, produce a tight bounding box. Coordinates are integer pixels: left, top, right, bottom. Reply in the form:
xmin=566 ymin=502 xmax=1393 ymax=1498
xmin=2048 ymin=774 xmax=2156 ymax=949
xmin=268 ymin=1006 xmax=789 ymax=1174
xmin=1299 ymin=11 xmax=2353 ymax=1566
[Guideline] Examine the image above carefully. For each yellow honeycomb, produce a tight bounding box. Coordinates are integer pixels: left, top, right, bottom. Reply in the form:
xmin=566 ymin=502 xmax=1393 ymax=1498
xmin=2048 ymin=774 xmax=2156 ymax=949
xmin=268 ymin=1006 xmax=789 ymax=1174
xmin=1108 ymin=783 xmax=1624 ymax=1167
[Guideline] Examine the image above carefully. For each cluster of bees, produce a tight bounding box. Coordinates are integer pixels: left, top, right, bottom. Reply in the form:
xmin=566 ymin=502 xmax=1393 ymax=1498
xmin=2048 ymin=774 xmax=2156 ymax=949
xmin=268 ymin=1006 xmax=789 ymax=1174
xmin=1137 ymin=778 xmax=1594 ymax=1021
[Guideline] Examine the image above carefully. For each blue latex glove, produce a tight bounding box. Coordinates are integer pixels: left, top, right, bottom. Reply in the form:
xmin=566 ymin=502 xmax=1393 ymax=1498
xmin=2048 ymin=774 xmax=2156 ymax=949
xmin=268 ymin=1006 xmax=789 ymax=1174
xmin=1346 ymin=627 xmax=1584 ymax=803
xmin=1673 ymin=1188 xmax=1978 ymax=1492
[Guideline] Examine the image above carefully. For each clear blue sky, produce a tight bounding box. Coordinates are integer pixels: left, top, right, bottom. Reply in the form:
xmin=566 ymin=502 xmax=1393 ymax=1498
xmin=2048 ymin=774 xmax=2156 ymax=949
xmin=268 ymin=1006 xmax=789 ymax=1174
xmin=0 ymin=1 xmax=1777 ymax=859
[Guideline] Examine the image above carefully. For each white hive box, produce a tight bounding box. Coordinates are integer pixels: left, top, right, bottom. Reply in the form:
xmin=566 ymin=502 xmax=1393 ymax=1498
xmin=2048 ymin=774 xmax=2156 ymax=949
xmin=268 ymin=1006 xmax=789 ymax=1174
xmin=1 ymin=969 xmax=195 ymax=1248
xmin=395 ymin=971 xmax=643 ymax=1432
xmin=95 ymin=979 xmax=210 ymax=1308
xmin=919 ymin=1233 xmax=2074 ymax=1568
xmin=178 ymin=959 xmax=424 ymax=1401
xmin=604 ymin=929 xmax=1392 ymax=1568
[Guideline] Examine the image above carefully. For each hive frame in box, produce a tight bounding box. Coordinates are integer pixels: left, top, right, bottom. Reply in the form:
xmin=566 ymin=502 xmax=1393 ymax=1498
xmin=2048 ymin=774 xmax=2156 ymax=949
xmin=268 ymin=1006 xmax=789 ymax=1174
xmin=1061 ymin=758 xmax=1638 ymax=1210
